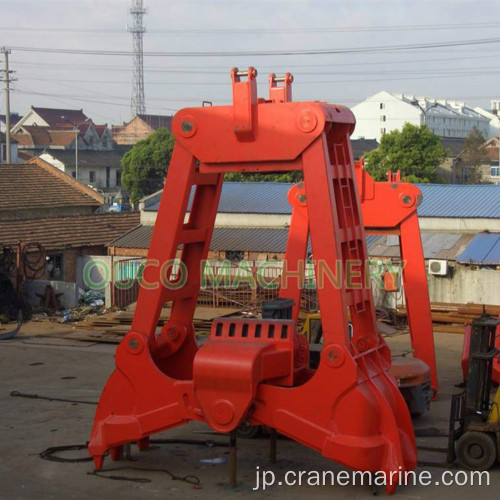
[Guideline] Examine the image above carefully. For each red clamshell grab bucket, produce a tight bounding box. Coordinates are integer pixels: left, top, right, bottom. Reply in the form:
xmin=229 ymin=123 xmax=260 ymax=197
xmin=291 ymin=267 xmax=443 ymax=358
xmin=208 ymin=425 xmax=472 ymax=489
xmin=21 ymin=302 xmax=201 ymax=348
xmin=88 ymin=67 xmax=417 ymax=494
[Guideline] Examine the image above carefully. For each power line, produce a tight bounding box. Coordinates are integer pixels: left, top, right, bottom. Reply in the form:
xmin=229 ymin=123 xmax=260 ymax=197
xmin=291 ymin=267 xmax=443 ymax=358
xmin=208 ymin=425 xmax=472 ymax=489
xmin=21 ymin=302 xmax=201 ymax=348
xmin=3 ymin=20 xmax=500 ymax=35
xmin=6 ymin=36 xmax=500 ymax=57
xmin=10 ymin=52 xmax=500 ymax=72
xmin=16 ymin=87 xmax=182 ymax=112
xmin=20 ymin=66 xmax=500 ymax=86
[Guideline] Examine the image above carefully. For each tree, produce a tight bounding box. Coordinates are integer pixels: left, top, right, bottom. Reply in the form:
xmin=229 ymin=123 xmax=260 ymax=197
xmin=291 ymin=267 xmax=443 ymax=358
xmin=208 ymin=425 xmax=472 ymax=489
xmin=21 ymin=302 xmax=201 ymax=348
xmin=363 ymin=123 xmax=449 ymax=183
xmin=224 ymin=172 xmax=302 ymax=183
xmin=461 ymin=127 xmax=490 ymax=183
xmin=121 ymin=128 xmax=175 ymax=204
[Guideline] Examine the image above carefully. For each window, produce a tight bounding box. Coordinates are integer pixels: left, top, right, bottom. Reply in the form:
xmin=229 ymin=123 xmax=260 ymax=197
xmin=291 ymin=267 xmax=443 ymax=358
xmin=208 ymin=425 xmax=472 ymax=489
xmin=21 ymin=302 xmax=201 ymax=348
xmin=491 ymin=166 xmax=500 ymax=177
xmin=226 ymin=250 xmax=244 ymax=262
xmin=102 ymin=136 xmax=108 ymax=148
xmin=71 ymin=171 xmax=76 ymax=178
xmin=89 ymin=171 xmax=96 ymax=183
xmin=106 ymin=166 xmax=110 ymax=188
xmin=1 ymin=144 xmax=6 ymax=161
xmin=116 ymin=169 xmax=122 ymax=187
xmin=380 ymin=115 xmax=386 ymax=122
xmin=380 ymin=103 xmax=385 ymax=110
xmin=47 ymin=254 xmax=64 ymax=280
xmin=380 ymin=128 xmax=386 ymax=135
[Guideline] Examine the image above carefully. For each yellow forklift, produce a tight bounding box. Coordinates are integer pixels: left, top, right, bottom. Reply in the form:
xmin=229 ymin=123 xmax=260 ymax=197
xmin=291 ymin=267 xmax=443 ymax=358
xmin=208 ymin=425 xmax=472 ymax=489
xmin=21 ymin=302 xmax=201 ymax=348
xmin=303 ymin=312 xmax=432 ymax=417
xmin=449 ymin=315 xmax=500 ymax=470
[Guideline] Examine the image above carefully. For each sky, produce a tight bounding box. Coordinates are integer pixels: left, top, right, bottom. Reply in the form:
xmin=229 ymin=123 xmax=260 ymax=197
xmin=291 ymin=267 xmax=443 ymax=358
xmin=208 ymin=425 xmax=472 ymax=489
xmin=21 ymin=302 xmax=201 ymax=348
xmin=2 ymin=0 xmax=500 ymax=125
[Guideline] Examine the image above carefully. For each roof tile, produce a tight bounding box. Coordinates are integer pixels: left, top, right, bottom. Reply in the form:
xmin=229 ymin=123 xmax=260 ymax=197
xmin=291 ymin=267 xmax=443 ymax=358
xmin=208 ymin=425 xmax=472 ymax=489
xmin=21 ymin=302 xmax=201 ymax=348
xmin=0 ymin=213 xmax=140 ymax=251
xmin=0 ymin=162 xmax=103 ymax=214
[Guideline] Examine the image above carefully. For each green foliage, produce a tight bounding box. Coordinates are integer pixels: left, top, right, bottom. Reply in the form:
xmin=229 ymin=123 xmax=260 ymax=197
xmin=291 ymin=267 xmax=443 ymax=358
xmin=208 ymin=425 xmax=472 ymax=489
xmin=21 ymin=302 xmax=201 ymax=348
xmin=461 ymin=127 xmax=490 ymax=183
xmin=121 ymin=128 xmax=176 ymax=204
xmin=224 ymin=172 xmax=303 ymax=183
xmin=363 ymin=123 xmax=449 ymax=183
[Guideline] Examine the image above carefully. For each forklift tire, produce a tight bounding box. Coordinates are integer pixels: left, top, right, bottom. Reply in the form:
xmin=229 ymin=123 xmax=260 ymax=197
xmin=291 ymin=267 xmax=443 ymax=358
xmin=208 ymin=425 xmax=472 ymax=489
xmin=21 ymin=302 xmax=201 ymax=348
xmin=235 ymin=421 xmax=261 ymax=439
xmin=456 ymin=431 xmax=497 ymax=471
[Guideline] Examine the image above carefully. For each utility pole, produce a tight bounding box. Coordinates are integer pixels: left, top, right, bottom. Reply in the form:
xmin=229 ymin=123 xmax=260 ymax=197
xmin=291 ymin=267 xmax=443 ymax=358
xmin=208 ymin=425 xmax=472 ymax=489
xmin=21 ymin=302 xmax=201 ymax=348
xmin=1 ymin=47 xmax=16 ymax=164
xmin=128 ymin=0 xmax=147 ymax=116
xmin=75 ymin=128 xmax=79 ymax=181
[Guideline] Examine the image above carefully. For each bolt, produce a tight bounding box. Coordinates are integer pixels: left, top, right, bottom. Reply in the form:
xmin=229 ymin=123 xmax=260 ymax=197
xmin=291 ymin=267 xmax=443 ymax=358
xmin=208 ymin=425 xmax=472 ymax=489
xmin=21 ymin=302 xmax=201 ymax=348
xmin=328 ymin=349 xmax=339 ymax=361
xmin=166 ymin=326 xmax=179 ymax=341
xmin=181 ymin=121 xmax=193 ymax=133
xmin=128 ymin=338 xmax=140 ymax=350
xmin=298 ymin=194 xmax=307 ymax=203
xmin=324 ymin=344 xmax=345 ymax=368
xmin=402 ymin=195 xmax=412 ymax=205
xmin=297 ymin=110 xmax=318 ymax=133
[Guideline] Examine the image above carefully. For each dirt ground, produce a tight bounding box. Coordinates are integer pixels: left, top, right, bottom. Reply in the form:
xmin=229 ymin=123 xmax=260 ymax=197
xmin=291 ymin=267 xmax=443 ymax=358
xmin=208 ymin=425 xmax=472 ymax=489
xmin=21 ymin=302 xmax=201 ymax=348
xmin=0 ymin=320 xmax=497 ymax=499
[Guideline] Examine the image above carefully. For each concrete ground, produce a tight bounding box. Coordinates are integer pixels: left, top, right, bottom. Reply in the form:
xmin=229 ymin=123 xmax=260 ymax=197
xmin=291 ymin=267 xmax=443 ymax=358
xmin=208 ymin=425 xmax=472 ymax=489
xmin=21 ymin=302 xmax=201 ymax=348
xmin=0 ymin=323 xmax=497 ymax=499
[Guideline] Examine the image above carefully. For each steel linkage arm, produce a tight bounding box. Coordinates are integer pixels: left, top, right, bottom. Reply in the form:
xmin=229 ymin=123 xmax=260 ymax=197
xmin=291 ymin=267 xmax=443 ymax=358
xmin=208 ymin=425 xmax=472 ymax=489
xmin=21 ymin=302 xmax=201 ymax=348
xmin=355 ymin=160 xmax=437 ymax=396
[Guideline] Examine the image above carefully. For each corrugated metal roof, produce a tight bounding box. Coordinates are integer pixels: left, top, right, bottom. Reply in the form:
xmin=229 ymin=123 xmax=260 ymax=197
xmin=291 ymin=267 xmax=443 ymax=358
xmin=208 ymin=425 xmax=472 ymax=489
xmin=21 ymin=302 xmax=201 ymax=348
xmin=145 ymin=182 xmax=500 ymax=219
xmin=416 ymin=184 xmax=500 ymax=219
xmin=368 ymin=232 xmax=475 ymax=261
xmin=456 ymin=233 xmax=500 ymax=265
xmin=110 ymin=225 xmax=382 ymax=254
xmin=145 ymin=182 xmax=295 ymax=214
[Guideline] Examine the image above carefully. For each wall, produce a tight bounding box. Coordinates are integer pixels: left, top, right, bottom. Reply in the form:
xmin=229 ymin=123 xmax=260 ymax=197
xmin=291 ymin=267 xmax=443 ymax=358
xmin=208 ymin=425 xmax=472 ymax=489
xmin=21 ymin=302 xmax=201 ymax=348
xmin=24 ymin=279 xmax=79 ymax=309
xmin=72 ymin=165 xmax=122 ymax=189
xmin=352 ymin=92 xmax=490 ymax=141
xmin=113 ymin=118 xmax=153 ymax=145
xmin=0 ymin=142 xmax=18 ymax=164
xmin=76 ymin=254 xmax=134 ymax=307
xmin=141 ymin=210 xmax=292 ymax=228
xmin=141 ymin=209 xmax=500 ymax=233
xmin=426 ymin=113 xmax=489 ymax=139
xmin=419 ymin=217 xmax=500 ymax=233
xmin=427 ymin=267 xmax=500 ymax=305
xmin=351 ymin=91 xmax=422 ymax=141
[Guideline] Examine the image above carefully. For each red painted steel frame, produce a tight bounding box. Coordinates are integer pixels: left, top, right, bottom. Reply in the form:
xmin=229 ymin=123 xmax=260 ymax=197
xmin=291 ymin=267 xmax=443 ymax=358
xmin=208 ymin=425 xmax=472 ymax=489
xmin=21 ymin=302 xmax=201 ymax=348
xmin=356 ymin=162 xmax=437 ymax=396
xmin=89 ymin=68 xmax=416 ymax=493
xmin=281 ymin=162 xmax=438 ymax=397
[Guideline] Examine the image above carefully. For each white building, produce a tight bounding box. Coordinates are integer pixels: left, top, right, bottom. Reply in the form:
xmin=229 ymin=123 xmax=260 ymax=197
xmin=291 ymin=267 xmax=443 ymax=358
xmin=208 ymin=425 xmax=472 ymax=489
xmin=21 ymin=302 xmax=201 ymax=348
xmin=474 ymin=105 xmax=500 ymax=139
xmin=33 ymin=149 xmax=125 ymax=192
xmin=352 ymin=91 xmax=491 ymax=142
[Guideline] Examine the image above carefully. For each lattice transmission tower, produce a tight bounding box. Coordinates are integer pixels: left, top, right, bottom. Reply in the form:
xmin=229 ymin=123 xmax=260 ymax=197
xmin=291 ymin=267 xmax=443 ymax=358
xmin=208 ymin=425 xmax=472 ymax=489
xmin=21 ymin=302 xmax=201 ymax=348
xmin=128 ymin=0 xmax=147 ymax=116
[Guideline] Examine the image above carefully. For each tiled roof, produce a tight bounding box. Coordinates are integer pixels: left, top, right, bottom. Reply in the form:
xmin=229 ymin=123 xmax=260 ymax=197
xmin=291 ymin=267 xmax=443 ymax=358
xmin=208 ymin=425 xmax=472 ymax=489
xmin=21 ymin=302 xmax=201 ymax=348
xmin=32 ymin=107 xmax=88 ymax=128
xmin=12 ymin=126 xmax=77 ymax=148
xmin=351 ymin=139 xmax=379 ymax=159
xmin=77 ymin=121 xmax=92 ymax=135
xmin=45 ymin=130 xmax=78 ymax=147
xmin=137 ymin=114 xmax=173 ymax=131
xmin=441 ymin=138 xmax=465 ymax=157
xmin=0 ymin=213 xmax=140 ymax=251
xmin=0 ymin=113 xmax=22 ymax=127
xmin=457 ymin=233 xmax=500 ymax=265
xmin=94 ymin=124 xmax=108 ymax=137
xmin=0 ymin=162 xmax=103 ymax=215
xmin=42 ymin=149 xmax=125 ymax=168
xmin=144 ymin=182 xmax=500 ymax=219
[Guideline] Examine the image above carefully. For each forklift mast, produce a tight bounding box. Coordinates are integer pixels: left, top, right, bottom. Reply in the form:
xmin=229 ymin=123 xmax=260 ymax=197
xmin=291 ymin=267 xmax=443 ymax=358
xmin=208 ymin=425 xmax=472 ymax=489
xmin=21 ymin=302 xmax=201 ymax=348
xmin=89 ymin=69 xmax=416 ymax=492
